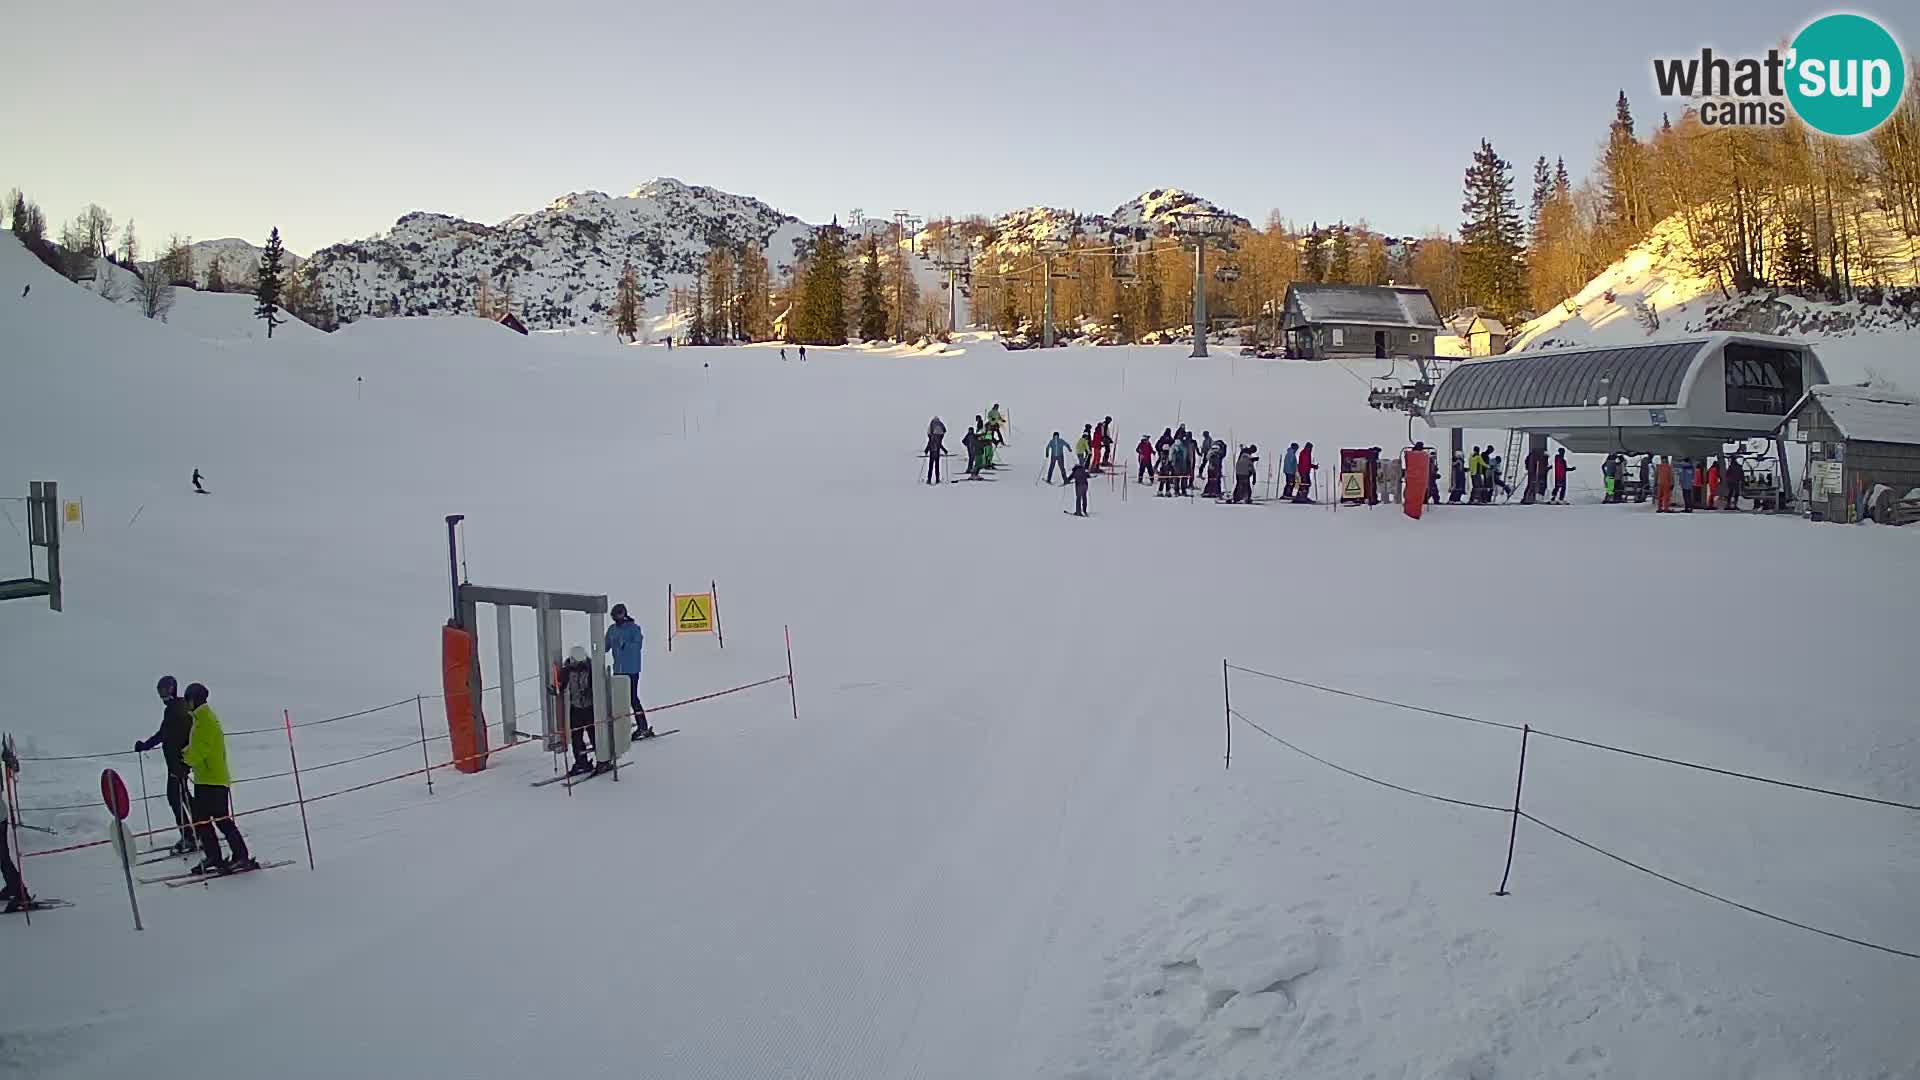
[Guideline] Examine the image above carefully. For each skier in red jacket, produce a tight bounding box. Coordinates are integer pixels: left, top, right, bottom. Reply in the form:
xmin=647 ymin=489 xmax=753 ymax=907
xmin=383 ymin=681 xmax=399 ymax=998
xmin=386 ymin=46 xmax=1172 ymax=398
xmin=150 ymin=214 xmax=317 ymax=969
xmin=1135 ymin=436 xmax=1154 ymax=483
xmin=1292 ymin=442 xmax=1317 ymax=502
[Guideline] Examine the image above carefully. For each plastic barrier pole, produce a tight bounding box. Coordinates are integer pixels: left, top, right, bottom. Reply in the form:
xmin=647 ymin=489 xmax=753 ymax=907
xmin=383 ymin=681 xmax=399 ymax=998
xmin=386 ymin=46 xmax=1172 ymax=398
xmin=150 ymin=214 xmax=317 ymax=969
xmin=283 ymin=711 xmax=316 ymax=871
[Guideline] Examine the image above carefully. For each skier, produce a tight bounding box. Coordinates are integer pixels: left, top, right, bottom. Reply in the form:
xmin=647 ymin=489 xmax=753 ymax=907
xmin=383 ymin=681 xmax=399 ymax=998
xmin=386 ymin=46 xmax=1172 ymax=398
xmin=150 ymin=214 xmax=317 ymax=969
xmin=1156 ymin=427 xmax=1174 ymax=456
xmin=1075 ymin=425 xmax=1093 ymax=468
xmin=1600 ymin=454 xmax=1618 ymax=503
xmin=960 ymin=425 xmax=980 ymax=478
xmin=1135 ymin=436 xmax=1153 ymax=484
xmin=1706 ymin=457 xmax=1722 ymax=510
xmin=1199 ymin=431 xmax=1214 ymax=473
xmin=1293 ymin=442 xmax=1317 ymax=503
xmin=180 ymin=683 xmax=256 ymax=875
xmin=975 ymin=419 xmax=998 ymax=471
xmin=1449 ymin=450 xmax=1467 ymax=503
xmin=1423 ymin=444 xmax=1441 ymax=504
xmin=1637 ymin=456 xmax=1652 ymax=503
xmin=191 ymin=468 xmax=206 ymax=494
xmin=559 ymin=647 xmax=598 ymax=775
xmin=1170 ymin=434 xmax=1191 ymax=496
xmin=798 ymin=345 xmax=806 ymax=362
xmin=1466 ymin=447 xmax=1486 ymax=503
xmin=136 ymin=675 xmax=199 ymax=855
xmin=1068 ymin=459 xmax=1091 ymax=517
xmin=781 ymin=348 xmax=788 ymax=361
xmin=988 ymin=404 xmax=1007 ymax=444
xmin=606 ymin=604 xmax=649 ymax=739
xmin=1552 ymin=448 xmax=1573 ymax=503
xmin=1045 ymin=431 xmax=1071 ymax=484
xmin=1655 ymin=456 xmax=1674 ymax=512
xmin=1089 ymin=422 xmax=1105 ymax=471
xmin=925 ymin=417 xmax=947 ymax=484
xmin=1677 ymin=457 xmax=1697 ymax=512
xmin=1489 ymin=452 xmax=1512 ymax=501
xmin=1203 ymin=441 xmax=1227 ymax=499
xmin=1282 ymin=442 xmax=1299 ymax=499
xmin=1231 ymin=445 xmax=1258 ymax=504
xmin=0 ymin=738 xmax=28 ymax=912
xmin=1726 ymin=456 xmax=1745 ymax=509
xmin=20 ymin=284 xmax=28 ymax=298
xmin=1156 ymin=444 xmax=1176 ymax=496
xmin=1099 ymin=417 xmax=1115 ymax=467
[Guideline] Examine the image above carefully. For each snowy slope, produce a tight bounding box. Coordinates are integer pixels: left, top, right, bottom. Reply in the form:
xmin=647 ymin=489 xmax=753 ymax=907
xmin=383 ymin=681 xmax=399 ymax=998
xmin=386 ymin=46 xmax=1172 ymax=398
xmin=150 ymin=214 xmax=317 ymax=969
xmin=1512 ymin=212 xmax=1920 ymax=391
xmin=299 ymin=177 xmax=810 ymax=330
xmin=2 ymin=232 xmax=1917 ymax=1080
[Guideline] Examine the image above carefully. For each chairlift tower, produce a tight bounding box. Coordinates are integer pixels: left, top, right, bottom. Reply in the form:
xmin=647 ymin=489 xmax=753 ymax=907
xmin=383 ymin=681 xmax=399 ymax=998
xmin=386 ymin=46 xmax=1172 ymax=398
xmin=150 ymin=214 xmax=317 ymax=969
xmin=1173 ymin=212 xmax=1235 ymax=358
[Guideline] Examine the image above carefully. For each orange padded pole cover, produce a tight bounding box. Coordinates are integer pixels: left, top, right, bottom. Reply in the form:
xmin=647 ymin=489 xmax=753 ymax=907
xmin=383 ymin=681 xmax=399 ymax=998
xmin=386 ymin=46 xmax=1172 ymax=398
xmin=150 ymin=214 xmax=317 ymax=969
xmin=442 ymin=624 xmax=490 ymax=773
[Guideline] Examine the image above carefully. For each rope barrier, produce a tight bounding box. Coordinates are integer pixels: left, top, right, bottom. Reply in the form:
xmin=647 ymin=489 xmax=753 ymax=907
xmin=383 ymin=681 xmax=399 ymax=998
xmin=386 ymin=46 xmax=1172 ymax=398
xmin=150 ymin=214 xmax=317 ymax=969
xmin=1229 ymin=700 xmax=1920 ymax=963
xmin=1225 ymin=662 xmax=1920 ymax=813
xmin=652 ymin=674 xmax=790 ymax=714
xmin=1228 ymin=710 xmax=1508 ymax=813
xmin=1518 ymin=811 xmax=1920 ymax=961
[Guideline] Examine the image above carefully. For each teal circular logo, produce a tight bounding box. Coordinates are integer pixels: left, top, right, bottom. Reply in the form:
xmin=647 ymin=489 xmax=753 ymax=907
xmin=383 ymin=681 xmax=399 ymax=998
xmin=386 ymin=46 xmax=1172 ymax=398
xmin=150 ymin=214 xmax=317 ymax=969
xmin=1786 ymin=13 xmax=1906 ymax=137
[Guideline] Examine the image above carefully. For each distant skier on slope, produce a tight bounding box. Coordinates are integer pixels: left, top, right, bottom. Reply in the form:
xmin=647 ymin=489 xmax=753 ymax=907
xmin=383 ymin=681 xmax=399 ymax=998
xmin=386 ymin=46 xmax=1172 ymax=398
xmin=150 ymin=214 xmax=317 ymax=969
xmin=1231 ymin=445 xmax=1258 ymax=504
xmin=1045 ymin=431 xmax=1070 ymax=484
xmin=1552 ymin=448 xmax=1574 ymax=504
xmin=798 ymin=345 xmax=806 ymax=362
xmin=1136 ymin=436 xmax=1153 ymax=484
xmin=181 ymin=683 xmax=257 ymax=875
xmin=192 ymin=468 xmax=206 ymax=494
xmin=1068 ymin=459 xmax=1091 ymax=517
xmin=606 ymin=604 xmax=649 ymax=740
xmin=1203 ymin=441 xmax=1227 ymax=499
xmin=1075 ymin=425 xmax=1093 ymax=468
xmin=960 ymin=426 xmax=980 ymax=478
xmin=136 ymin=675 xmax=199 ymax=855
xmin=1293 ymin=442 xmax=1317 ymax=503
xmin=926 ymin=417 xmax=947 ymax=484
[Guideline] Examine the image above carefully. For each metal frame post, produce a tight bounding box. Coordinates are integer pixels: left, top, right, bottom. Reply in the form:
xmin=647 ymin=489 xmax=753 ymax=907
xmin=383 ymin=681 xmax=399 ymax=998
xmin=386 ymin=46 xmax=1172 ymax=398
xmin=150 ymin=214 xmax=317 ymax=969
xmin=496 ymin=605 xmax=517 ymax=742
xmin=1190 ymin=242 xmax=1208 ymax=358
xmin=589 ymin=610 xmax=614 ymax=779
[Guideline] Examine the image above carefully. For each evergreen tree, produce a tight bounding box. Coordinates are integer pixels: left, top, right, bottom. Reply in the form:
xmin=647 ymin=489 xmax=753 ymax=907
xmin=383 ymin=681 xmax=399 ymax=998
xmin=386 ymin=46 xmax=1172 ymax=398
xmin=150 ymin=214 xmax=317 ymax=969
xmin=1529 ymin=156 xmax=1553 ymax=244
xmin=1555 ymin=157 xmax=1570 ymax=192
xmin=736 ymin=244 xmax=771 ymax=341
xmin=857 ymin=236 xmax=888 ymax=340
xmin=790 ymin=222 xmax=848 ymax=345
xmin=1776 ymin=216 xmax=1824 ymax=295
xmin=613 ymin=257 xmax=642 ymax=342
xmin=206 ymin=255 xmax=227 ymax=293
xmin=1459 ymin=140 xmax=1527 ymax=320
xmin=1301 ymin=223 xmax=1329 ymax=283
xmin=8 ymin=191 xmax=27 ymax=239
xmin=255 ymin=227 xmax=286 ymax=338
xmin=1602 ymin=91 xmax=1650 ymax=247
xmin=1326 ymin=223 xmax=1352 ymax=283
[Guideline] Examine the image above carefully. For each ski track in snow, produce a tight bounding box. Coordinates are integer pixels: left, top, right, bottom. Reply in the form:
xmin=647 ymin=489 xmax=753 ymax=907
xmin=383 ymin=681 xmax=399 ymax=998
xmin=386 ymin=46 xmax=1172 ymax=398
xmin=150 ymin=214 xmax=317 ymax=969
xmin=2 ymin=232 xmax=1919 ymax=1079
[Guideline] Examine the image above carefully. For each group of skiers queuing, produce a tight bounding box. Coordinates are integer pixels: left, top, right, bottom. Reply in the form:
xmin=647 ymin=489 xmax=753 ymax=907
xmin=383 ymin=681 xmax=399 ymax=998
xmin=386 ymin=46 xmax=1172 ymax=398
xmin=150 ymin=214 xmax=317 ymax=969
xmin=924 ymin=404 xmax=1014 ymax=485
xmin=131 ymin=677 xmax=259 ymax=878
xmin=1130 ymin=426 xmax=1301 ymax=505
xmin=556 ymin=603 xmax=653 ymax=777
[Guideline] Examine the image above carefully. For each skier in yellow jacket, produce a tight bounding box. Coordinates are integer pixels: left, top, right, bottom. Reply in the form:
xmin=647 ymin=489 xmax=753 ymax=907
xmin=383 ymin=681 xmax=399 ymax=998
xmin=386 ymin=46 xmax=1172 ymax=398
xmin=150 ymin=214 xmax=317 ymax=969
xmin=182 ymin=683 xmax=258 ymax=875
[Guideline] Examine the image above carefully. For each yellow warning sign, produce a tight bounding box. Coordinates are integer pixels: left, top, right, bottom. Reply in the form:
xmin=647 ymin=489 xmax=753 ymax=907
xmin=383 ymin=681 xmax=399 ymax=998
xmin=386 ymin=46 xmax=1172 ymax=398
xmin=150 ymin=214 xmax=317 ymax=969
xmin=1340 ymin=472 xmax=1366 ymax=501
xmin=673 ymin=593 xmax=715 ymax=634
xmin=62 ymin=499 xmax=83 ymax=529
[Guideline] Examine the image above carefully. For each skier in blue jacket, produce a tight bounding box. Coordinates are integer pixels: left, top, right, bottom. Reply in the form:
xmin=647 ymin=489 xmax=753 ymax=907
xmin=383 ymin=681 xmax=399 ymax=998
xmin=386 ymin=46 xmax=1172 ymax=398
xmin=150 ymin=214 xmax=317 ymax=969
xmin=1045 ymin=431 xmax=1070 ymax=484
xmin=1282 ymin=443 xmax=1300 ymax=499
xmin=605 ymin=604 xmax=650 ymax=738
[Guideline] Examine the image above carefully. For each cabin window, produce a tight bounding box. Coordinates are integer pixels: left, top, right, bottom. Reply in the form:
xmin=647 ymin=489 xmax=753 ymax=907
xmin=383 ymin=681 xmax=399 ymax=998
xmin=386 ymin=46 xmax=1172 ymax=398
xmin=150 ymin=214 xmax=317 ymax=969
xmin=1724 ymin=343 xmax=1803 ymax=416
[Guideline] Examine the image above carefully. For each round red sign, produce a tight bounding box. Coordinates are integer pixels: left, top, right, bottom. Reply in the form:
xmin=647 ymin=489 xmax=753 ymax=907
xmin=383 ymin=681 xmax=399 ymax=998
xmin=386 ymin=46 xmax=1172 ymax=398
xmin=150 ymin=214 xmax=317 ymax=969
xmin=100 ymin=768 xmax=131 ymax=821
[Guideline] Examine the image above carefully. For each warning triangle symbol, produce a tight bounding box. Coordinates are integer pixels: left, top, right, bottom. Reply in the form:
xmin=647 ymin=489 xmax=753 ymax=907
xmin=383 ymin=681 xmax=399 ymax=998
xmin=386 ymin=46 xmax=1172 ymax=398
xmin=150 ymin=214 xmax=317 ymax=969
xmin=679 ymin=597 xmax=708 ymax=622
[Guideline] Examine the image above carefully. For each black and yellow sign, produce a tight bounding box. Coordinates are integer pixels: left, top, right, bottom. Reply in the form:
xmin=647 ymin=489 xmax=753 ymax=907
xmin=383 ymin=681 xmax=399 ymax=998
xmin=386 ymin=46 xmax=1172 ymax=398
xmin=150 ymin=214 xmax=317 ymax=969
xmin=674 ymin=593 xmax=715 ymax=634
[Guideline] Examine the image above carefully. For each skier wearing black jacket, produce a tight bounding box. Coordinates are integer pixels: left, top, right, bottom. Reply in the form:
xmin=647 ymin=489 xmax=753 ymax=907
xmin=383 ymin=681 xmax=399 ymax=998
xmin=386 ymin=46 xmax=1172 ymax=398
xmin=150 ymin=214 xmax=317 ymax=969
xmin=136 ymin=675 xmax=199 ymax=855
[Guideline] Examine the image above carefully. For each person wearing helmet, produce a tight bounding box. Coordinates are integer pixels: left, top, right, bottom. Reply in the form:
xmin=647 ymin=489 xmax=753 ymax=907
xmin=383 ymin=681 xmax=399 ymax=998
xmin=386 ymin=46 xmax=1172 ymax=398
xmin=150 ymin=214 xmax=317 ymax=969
xmin=559 ymin=647 xmax=598 ymax=775
xmin=605 ymin=604 xmax=649 ymax=739
xmin=986 ymin=403 xmax=1006 ymax=445
xmin=1098 ymin=417 xmax=1115 ymax=467
xmin=1232 ymin=445 xmax=1259 ymax=504
xmin=181 ymin=683 xmax=257 ymax=875
xmin=136 ymin=675 xmax=200 ymax=855
xmin=1045 ymin=431 xmax=1070 ymax=484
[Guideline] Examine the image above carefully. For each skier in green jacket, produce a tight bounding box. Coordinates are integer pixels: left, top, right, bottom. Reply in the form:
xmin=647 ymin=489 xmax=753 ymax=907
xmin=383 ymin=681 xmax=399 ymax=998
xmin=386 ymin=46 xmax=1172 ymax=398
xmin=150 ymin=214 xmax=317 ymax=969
xmin=182 ymin=683 xmax=257 ymax=875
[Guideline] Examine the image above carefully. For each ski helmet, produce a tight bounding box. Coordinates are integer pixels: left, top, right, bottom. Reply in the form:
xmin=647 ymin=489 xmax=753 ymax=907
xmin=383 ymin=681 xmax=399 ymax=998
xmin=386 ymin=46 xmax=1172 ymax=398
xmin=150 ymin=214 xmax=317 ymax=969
xmin=568 ymin=646 xmax=589 ymax=663
xmin=184 ymin=682 xmax=210 ymax=706
xmin=156 ymin=675 xmax=177 ymax=697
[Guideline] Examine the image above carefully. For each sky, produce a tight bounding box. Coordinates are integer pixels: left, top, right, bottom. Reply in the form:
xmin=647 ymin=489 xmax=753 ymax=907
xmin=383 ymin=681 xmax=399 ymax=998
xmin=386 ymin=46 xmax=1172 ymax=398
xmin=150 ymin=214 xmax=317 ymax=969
xmin=1 ymin=0 xmax=1900 ymax=257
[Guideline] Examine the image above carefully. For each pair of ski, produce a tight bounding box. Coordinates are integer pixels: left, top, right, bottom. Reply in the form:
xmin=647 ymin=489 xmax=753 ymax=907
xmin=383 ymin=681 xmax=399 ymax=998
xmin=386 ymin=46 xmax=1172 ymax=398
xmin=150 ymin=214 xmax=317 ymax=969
xmin=530 ymin=730 xmax=678 ymax=788
xmin=138 ymin=860 xmax=293 ymax=888
xmin=3 ymin=898 xmax=74 ymax=913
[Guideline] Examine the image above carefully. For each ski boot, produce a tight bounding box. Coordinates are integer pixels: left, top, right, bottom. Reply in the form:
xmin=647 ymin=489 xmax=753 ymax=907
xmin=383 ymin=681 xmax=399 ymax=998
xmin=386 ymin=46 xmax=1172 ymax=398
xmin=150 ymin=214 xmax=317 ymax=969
xmin=4 ymin=894 xmax=30 ymax=914
xmin=190 ymin=857 xmax=227 ymax=876
xmin=171 ymin=836 xmax=198 ymax=857
xmin=226 ymin=856 xmax=261 ymax=874
xmin=567 ymin=757 xmax=595 ymax=777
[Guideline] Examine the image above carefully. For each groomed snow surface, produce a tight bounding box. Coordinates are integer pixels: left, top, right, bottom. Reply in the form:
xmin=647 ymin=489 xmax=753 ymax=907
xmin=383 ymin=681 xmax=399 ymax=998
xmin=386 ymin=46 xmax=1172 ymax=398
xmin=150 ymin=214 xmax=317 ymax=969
xmin=2 ymin=234 xmax=1918 ymax=1079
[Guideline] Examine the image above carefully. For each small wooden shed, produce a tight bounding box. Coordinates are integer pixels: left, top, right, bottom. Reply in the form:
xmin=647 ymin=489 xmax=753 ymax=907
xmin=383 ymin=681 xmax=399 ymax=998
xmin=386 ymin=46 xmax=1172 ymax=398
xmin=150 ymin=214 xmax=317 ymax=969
xmin=1466 ymin=314 xmax=1508 ymax=356
xmin=1782 ymin=384 xmax=1920 ymax=523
